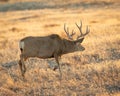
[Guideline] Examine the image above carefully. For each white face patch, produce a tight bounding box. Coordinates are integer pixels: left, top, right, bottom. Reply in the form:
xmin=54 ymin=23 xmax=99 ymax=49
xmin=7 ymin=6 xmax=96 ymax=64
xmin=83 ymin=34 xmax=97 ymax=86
xmin=19 ymin=41 xmax=24 ymax=49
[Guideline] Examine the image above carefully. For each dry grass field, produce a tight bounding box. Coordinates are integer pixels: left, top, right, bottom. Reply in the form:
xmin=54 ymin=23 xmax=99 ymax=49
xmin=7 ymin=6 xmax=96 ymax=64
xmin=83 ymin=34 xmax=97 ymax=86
xmin=0 ymin=0 xmax=120 ymax=96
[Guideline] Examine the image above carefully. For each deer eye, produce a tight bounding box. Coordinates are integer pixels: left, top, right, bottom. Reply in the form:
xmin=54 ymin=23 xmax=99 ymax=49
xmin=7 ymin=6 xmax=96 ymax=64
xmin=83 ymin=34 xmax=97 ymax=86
xmin=76 ymin=43 xmax=80 ymax=46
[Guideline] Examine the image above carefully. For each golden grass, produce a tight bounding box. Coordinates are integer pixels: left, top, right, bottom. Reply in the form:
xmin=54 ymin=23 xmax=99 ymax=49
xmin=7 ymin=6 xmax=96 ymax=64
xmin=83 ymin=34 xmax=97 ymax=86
xmin=0 ymin=0 xmax=120 ymax=96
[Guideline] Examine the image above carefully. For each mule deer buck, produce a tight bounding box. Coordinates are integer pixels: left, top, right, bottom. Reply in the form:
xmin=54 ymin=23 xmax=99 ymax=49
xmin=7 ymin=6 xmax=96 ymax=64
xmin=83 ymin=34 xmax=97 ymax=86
xmin=18 ymin=21 xmax=90 ymax=78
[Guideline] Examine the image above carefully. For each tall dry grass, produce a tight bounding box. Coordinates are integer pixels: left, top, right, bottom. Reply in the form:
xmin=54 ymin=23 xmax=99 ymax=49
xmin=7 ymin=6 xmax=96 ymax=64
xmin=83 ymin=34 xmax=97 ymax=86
xmin=0 ymin=0 xmax=120 ymax=96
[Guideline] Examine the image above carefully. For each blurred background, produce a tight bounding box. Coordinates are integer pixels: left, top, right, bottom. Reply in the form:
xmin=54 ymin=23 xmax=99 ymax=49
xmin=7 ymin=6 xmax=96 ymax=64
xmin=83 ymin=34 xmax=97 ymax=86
xmin=0 ymin=0 xmax=120 ymax=96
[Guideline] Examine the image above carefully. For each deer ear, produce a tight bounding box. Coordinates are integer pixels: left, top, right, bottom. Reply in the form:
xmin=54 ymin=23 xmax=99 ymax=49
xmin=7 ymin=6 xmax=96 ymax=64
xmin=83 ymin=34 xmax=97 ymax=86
xmin=74 ymin=38 xmax=84 ymax=43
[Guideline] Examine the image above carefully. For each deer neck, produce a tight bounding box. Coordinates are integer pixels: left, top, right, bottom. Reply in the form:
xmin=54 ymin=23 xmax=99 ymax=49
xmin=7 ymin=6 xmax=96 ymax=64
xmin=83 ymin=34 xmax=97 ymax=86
xmin=62 ymin=39 xmax=77 ymax=54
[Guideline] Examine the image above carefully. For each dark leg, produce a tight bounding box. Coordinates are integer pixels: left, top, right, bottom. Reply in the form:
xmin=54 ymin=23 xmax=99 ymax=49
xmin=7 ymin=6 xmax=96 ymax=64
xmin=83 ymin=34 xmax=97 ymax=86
xmin=53 ymin=56 xmax=61 ymax=71
xmin=18 ymin=60 xmax=22 ymax=75
xmin=23 ymin=57 xmax=27 ymax=74
xmin=53 ymin=66 xmax=58 ymax=71
xmin=54 ymin=54 xmax=62 ymax=79
xmin=19 ymin=54 xmax=27 ymax=78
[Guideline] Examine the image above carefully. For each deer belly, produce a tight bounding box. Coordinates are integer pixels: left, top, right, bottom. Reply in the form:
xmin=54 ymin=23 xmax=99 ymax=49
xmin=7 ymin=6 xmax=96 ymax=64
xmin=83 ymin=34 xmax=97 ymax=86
xmin=38 ymin=51 xmax=54 ymax=59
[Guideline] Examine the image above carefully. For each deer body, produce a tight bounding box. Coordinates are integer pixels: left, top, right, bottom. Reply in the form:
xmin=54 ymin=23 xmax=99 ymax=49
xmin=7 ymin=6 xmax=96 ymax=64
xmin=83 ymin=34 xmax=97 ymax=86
xmin=18 ymin=21 xmax=89 ymax=78
xmin=20 ymin=34 xmax=63 ymax=59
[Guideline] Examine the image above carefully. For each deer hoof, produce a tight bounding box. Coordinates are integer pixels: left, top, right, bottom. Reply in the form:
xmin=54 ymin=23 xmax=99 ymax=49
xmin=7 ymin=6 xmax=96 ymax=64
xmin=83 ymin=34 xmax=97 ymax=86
xmin=53 ymin=66 xmax=58 ymax=71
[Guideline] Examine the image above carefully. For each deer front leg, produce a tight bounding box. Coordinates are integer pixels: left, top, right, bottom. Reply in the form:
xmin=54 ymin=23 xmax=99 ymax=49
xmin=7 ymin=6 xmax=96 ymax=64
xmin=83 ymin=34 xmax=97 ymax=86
xmin=54 ymin=54 xmax=62 ymax=79
xmin=53 ymin=56 xmax=61 ymax=71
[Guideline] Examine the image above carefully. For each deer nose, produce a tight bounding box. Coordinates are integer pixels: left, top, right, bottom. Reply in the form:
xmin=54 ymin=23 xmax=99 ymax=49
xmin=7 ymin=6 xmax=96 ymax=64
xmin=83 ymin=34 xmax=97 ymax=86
xmin=80 ymin=46 xmax=85 ymax=51
xmin=81 ymin=47 xmax=85 ymax=51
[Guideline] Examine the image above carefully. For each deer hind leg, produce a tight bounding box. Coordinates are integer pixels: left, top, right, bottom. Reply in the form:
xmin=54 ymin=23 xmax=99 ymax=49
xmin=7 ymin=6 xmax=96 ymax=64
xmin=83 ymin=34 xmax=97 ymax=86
xmin=19 ymin=54 xmax=27 ymax=78
xmin=54 ymin=54 xmax=62 ymax=79
xmin=18 ymin=59 xmax=23 ymax=75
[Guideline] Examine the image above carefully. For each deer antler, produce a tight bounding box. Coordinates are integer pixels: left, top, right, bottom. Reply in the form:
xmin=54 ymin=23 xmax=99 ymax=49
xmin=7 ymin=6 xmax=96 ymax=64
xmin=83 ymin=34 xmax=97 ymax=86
xmin=64 ymin=24 xmax=76 ymax=40
xmin=64 ymin=21 xmax=90 ymax=40
xmin=75 ymin=21 xmax=90 ymax=40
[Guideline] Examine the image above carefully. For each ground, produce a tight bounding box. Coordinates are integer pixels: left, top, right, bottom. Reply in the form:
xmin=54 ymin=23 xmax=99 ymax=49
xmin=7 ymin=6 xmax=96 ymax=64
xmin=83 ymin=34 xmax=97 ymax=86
xmin=0 ymin=0 xmax=120 ymax=96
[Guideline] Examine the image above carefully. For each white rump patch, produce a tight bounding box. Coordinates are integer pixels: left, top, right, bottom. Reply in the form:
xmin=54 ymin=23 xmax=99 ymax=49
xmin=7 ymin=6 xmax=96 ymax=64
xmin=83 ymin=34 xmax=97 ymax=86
xmin=19 ymin=41 xmax=24 ymax=49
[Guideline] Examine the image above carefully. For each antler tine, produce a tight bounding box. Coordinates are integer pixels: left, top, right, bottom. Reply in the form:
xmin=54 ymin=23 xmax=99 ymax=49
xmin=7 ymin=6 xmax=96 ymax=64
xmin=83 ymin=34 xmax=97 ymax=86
xmin=76 ymin=21 xmax=90 ymax=40
xmin=82 ymin=25 xmax=90 ymax=37
xmin=64 ymin=23 xmax=75 ymax=40
xmin=75 ymin=21 xmax=83 ymax=36
xmin=71 ymin=29 xmax=76 ymax=36
xmin=64 ymin=24 xmax=69 ymax=37
xmin=86 ymin=25 xmax=90 ymax=34
xmin=76 ymin=21 xmax=83 ymax=39
xmin=64 ymin=23 xmax=67 ymax=33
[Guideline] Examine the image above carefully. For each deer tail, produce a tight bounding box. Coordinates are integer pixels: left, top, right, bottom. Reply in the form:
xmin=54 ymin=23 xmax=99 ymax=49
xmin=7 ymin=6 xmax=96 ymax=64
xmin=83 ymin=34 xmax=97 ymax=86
xmin=19 ymin=41 xmax=24 ymax=53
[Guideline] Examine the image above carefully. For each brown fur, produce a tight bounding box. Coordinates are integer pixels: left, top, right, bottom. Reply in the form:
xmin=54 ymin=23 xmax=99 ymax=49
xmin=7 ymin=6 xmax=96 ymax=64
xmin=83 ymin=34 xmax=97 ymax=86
xmin=19 ymin=34 xmax=85 ymax=78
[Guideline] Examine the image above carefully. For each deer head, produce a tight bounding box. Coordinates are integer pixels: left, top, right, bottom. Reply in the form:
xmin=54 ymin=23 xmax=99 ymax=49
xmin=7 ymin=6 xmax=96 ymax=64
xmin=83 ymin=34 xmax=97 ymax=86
xmin=63 ymin=21 xmax=90 ymax=53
